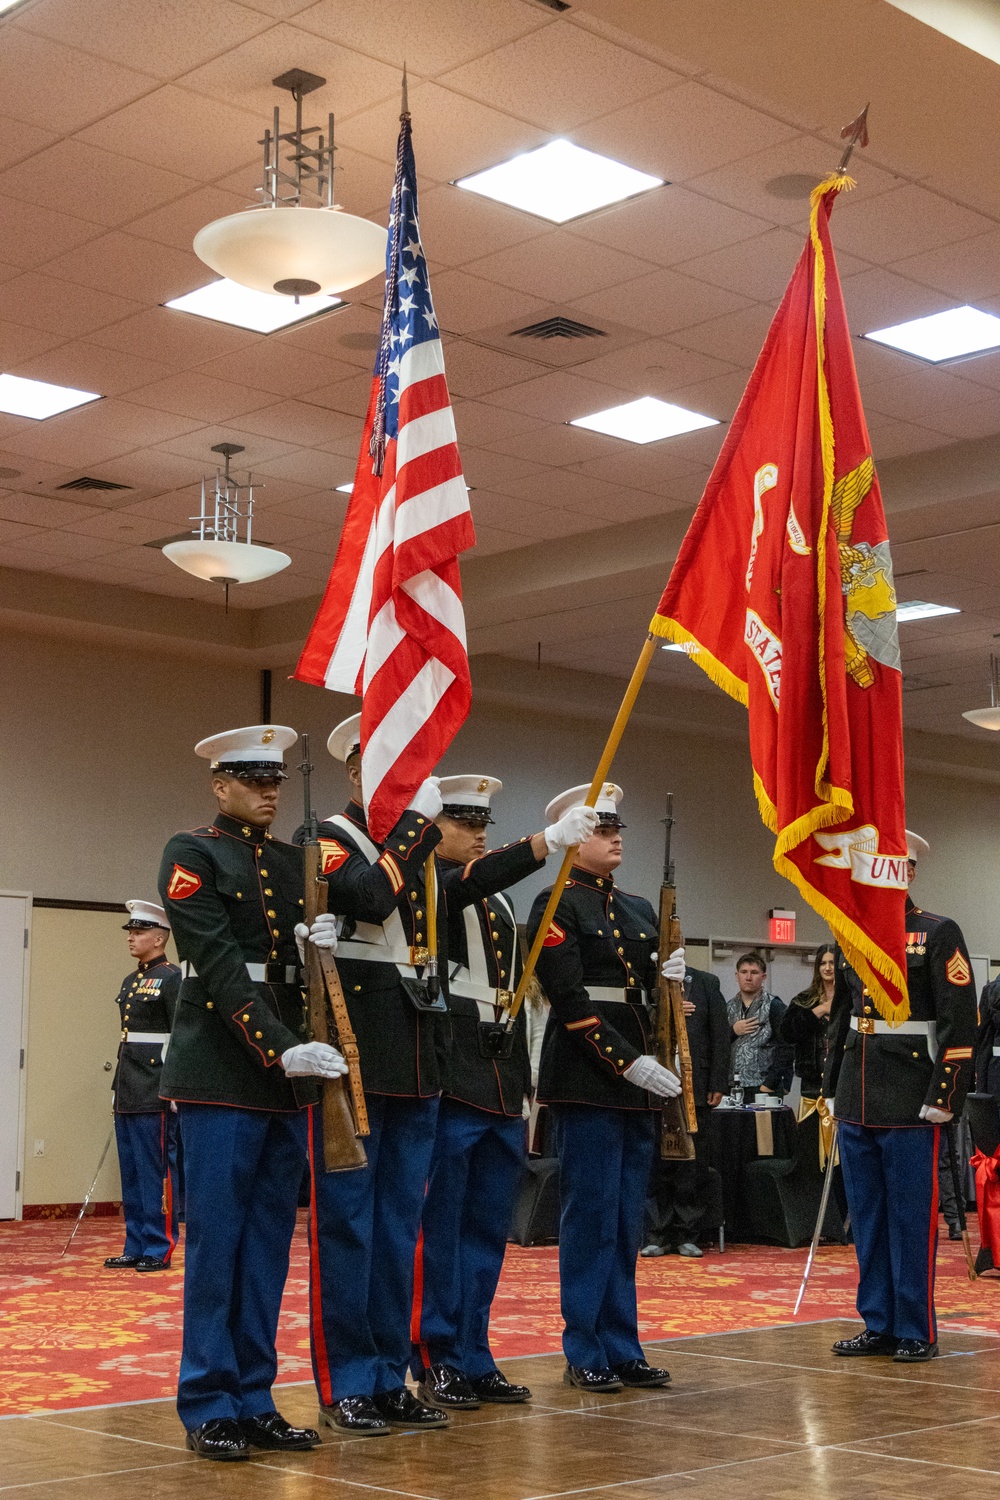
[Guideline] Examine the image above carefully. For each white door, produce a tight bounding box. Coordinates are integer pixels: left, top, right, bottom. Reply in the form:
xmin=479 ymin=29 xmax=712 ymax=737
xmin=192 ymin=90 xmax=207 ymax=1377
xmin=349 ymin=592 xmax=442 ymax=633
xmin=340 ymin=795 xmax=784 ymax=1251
xmin=0 ymin=893 xmax=29 ymax=1219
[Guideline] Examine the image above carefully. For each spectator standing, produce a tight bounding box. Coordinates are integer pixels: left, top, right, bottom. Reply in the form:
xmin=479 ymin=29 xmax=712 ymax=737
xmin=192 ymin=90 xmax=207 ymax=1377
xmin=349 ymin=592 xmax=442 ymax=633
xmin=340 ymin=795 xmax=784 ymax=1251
xmin=781 ymin=946 xmax=836 ymax=1100
xmin=726 ymin=952 xmax=792 ymax=1101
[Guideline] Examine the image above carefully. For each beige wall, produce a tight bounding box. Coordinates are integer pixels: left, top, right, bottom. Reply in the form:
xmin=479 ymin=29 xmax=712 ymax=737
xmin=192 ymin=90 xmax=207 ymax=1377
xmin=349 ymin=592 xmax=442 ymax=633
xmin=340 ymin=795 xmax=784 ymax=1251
xmin=6 ymin=626 xmax=999 ymax=1203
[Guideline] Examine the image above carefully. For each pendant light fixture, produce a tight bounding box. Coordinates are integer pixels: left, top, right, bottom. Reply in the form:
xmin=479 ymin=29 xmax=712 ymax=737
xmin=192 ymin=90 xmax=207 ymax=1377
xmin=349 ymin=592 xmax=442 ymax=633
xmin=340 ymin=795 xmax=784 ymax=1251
xmin=962 ymin=653 xmax=1000 ymax=730
xmin=193 ymin=69 xmax=387 ymax=299
xmin=163 ymin=443 xmax=290 ymax=607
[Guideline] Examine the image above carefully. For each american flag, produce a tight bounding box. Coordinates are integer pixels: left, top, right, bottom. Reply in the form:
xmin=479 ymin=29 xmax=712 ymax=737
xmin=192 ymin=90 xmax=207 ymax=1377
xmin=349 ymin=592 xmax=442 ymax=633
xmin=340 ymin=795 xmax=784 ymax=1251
xmin=294 ymin=111 xmax=475 ymax=842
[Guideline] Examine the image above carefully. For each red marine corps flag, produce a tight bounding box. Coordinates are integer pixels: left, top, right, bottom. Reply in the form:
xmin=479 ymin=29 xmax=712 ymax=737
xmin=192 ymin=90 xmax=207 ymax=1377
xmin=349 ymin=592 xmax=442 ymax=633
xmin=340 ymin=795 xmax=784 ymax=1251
xmin=652 ymin=174 xmax=910 ymax=1020
xmin=294 ymin=103 xmax=475 ymax=841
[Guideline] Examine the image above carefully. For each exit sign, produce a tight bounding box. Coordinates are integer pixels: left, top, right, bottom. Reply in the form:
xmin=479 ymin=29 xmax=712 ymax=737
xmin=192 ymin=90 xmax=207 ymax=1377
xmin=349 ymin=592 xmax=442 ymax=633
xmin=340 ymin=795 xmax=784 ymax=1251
xmin=769 ymin=909 xmax=796 ymax=943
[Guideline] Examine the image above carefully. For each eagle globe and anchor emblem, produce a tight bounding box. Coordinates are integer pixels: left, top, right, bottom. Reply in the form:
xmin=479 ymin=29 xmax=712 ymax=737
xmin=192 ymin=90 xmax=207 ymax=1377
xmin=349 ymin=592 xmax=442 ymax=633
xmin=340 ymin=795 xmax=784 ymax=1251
xmin=833 ymin=454 xmax=900 ymax=686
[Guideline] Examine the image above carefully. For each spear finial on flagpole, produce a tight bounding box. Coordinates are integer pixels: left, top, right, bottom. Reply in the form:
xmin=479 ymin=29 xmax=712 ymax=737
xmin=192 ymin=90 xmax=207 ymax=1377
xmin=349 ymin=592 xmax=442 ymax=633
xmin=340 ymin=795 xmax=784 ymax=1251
xmin=837 ymin=103 xmax=870 ymax=174
xmin=400 ymin=63 xmax=409 ymax=121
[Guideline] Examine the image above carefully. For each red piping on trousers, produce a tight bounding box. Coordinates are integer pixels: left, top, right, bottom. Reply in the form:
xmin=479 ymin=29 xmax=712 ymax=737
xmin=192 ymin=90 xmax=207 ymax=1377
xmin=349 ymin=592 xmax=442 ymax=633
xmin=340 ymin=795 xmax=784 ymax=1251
xmin=410 ymin=1223 xmax=432 ymax=1372
xmin=927 ymin=1125 xmax=940 ymax=1342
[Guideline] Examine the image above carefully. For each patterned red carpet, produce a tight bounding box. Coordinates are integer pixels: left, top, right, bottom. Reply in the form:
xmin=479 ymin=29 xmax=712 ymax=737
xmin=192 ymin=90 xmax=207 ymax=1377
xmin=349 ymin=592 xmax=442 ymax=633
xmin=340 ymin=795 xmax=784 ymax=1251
xmin=1 ymin=1216 xmax=996 ymax=1415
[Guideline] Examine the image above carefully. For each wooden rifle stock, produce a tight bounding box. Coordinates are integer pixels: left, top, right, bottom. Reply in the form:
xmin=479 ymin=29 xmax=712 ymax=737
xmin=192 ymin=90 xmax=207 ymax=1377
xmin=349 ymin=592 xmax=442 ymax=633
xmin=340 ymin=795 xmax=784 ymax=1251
xmin=303 ymin=840 xmax=369 ymax=1171
xmin=656 ymin=797 xmax=697 ymax=1160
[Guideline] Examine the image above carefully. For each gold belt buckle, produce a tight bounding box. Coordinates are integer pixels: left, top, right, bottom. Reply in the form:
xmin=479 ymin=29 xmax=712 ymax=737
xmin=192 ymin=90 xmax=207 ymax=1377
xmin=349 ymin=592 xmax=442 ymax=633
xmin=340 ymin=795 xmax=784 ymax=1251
xmin=857 ymin=1016 xmax=876 ymax=1034
xmin=410 ymin=946 xmax=430 ymax=966
xmin=497 ymin=989 xmax=515 ymax=1011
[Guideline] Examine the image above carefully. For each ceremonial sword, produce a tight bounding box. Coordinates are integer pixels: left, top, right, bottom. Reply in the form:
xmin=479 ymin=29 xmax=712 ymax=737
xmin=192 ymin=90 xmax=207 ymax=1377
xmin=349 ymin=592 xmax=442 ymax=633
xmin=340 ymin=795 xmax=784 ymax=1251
xmin=61 ymin=1125 xmax=115 ymax=1257
xmin=793 ymin=1119 xmax=839 ymax=1316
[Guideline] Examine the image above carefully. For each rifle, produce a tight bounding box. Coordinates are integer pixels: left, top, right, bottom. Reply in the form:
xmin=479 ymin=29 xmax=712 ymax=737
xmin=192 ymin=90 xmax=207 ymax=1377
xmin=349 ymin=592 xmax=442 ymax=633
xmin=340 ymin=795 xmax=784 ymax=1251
xmin=300 ymin=735 xmax=369 ymax=1171
xmin=656 ymin=794 xmax=697 ymax=1160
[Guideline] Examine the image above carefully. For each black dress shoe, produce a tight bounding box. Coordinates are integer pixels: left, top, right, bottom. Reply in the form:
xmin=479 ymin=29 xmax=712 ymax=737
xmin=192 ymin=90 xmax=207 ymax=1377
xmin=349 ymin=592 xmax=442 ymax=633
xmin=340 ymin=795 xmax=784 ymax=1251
xmin=372 ymin=1387 xmax=448 ymax=1427
xmin=416 ymin=1364 xmax=480 ymax=1410
xmin=894 ymin=1339 xmax=939 ymax=1362
xmin=832 ymin=1329 xmax=899 ymax=1356
xmin=948 ymin=1225 xmax=964 ymax=1241
xmin=611 ymin=1359 xmax=671 ymax=1388
xmin=468 ymin=1370 xmax=532 ymax=1404
xmin=240 ymin=1412 xmax=320 ymax=1450
xmin=185 ymin=1418 xmax=250 ymax=1461
xmin=135 ymin=1257 xmax=170 ymax=1272
xmin=318 ymin=1397 xmax=390 ymax=1436
xmin=563 ymin=1366 xmax=623 ymax=1391
xmin=103 ymin=1255 xmax=139 ymax=1269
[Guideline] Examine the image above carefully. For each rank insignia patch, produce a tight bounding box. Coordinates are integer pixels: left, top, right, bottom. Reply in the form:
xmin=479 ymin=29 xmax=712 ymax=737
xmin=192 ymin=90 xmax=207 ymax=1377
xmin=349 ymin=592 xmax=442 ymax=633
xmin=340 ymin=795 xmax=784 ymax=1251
xmin=167 ymin=863 xmax=202 ymax=900
xmin=543 ymin=921 xmax=566 ymax=947
xmin=946 ymin=949 xmax=972 ymax=986
xmin=319 ymin=839 xmax=350 ymax=875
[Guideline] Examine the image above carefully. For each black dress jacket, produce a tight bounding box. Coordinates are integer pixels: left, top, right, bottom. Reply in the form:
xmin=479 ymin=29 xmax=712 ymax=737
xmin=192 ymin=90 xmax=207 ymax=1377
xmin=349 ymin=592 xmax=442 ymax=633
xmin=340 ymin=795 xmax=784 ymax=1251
xmin=823 ymin=899 xmax=977 ymax=1127
xmin=527 ymin=866 xmax=659 ymax=1112
xmin=974 ymin=977 xmax=1000 ymax=1096
xmin=439 ymin=838 xmax=546 ymax=1117
xmin=112 ymin=956 xmax=180 ymax=1114
xmin=682 ymin=966 xmax=731 ymax=1104
xmin=158 ymin=813 xmax=315 ymax=1112
xmin=315 ymin=800 xmax=446 ymax=1098
xmin=780 ymin=993 xmax=831 ymax=1099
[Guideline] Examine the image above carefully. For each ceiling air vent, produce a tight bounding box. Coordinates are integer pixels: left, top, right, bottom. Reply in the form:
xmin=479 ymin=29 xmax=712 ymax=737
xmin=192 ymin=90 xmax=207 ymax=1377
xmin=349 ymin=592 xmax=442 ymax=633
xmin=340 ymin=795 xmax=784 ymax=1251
xmin=511 ymin=315 xmax=606 ymax=341
xmin=57 ymin=476 xmax=132 ymax=492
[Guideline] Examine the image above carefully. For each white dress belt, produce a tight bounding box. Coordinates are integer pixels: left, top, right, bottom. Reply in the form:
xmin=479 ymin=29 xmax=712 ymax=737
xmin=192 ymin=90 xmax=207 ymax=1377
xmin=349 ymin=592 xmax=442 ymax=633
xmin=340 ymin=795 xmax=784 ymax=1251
xmin=850 ymin=1016 xmax=932 ymax=1035
xmin=180 ymin=960 xmax=299 ymax=984
xmin=587 ymin=986 xmax=647 ymax=1004
xmin=992 ymin=1045 xmax=1000 ymax=1057
xmin=122 ymin=1031 xmax=170 ymax=1044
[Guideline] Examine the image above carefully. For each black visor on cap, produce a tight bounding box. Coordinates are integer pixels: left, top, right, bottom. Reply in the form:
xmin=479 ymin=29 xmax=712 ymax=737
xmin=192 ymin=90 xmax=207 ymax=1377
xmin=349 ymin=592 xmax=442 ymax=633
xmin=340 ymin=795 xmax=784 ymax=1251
xmin=596 ymin=811 xmax=625 ymax=829
xmin=212 ymin=760 xmax=288 ymax=781
xmin=123 ymin=920 xmax=166 ymax=931
xmin=441 ymin=803 xmax=494 ymax=825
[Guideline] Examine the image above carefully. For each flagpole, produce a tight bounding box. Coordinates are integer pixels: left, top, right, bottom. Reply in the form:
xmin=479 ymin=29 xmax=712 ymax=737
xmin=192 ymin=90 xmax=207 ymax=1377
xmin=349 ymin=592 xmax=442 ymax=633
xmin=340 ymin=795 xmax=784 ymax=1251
xmin=505 ymin=633 xmax=658 ymax=1022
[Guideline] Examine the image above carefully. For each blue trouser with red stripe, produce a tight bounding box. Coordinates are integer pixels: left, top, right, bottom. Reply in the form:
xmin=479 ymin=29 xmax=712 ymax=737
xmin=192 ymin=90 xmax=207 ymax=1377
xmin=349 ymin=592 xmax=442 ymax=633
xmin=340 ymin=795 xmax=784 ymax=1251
xmin=410 ymin=1099 xmax=526 ymax=1380
xmin=308 ymin=1093 xmax=439 ymax=1404
xmin=838 ymin=1121 xmax=940 ymax=1343
xmin=114 ymin=1110 xmax=178 ymax=1263
xmin=176 ymin=1104 xmax=308 ymax=1430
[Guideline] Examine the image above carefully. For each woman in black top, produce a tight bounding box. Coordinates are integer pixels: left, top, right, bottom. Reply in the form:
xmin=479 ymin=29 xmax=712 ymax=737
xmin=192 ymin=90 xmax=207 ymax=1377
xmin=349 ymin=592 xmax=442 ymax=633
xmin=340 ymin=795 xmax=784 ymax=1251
xmin=781 ymin=945 xmax=836 ymax=1099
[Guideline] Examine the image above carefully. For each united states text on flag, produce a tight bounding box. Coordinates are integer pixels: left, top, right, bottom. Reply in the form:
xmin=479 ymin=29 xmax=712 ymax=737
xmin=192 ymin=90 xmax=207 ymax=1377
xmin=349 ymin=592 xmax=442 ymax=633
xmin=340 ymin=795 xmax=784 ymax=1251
xmin=294 ymin=111 xmax=475 ymax=841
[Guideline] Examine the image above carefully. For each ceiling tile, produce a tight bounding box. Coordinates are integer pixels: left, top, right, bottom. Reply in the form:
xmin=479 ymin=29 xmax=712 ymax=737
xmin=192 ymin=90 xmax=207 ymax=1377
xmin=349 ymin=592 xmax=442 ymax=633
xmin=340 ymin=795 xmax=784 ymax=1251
xmin=235 ymin=399 xmax=360 ymax=447
xmin=0 ymin=491 xmax=101 ymax=527
xmin=829 ymin=184 xmax=996 ymax=266
xmin=434 ymin=340 xmax=542 ymax=399
xmin=470 ymin=489 xmax=607 ymax=540
xmin=418 ymin=185 xmax=549 ymax=269
xmin=0 ymin=28 xmax=157 ymax=134
xmin=278 ymin=303 xmax=381 ymax=364
xmin=460 ymin=521 xmax=524 ymax=556
xmin=452 ymin=399 xmax=547 ymax=449
xmin=463 ymin=233 xmax=656 ymax=303
xmin=251 ymin=507 xmax=342 ymax=544
xmin=39 ymin=232 xmax=204 ymax=304
xmin=569 ymin=186 xmax=770 ymax=268
xmin=660 ymin=367 xmax=751 ymax=423
xmin=486 ymin=369 xmax=633 ymax=424
xmin=0 ymin=273 xmax=145 ymax=337
xmin=891 ymin=229 xmax=1000 ymax=304
xmin=177 ymin=23 xmax=400 ymax=121
xmin=0 ymin=198 xmax=104 ymax=270
xmin=457 ymin=448 xmax=550 ymax=492
xmin=440 ymin=19 xmax=674 ymax=131
xmin=868 ymin=417 xmax=952 ymax=462
xmin=483 ymin=422 xmax=623 ymax=470
xmin=578 ymin=79 xmax=798 ymax=182
xmin=0 ymin=518 xmax=40 ymax=545
xmin=295 ymin=0 xmax=546 ymax=76
xmin=88 ymin=307 xmax=260 ymax=365
xmin=196 ymin=342 xmax=355 ymax=397
xmin=274 ymin=491 xmax=350 ymax=525
xmin=125 ymin=185 xmax=252 ymax=251
xmin=925 ymin=400 xmax=1000 ymax=442
xmin=17 ymin=0 xmax=273 ymax=78
xmin=0 ymin=140 xmax=198 ymax=228
xmin=127 ymin=372 xmax=271 ymax=422
xmin=677 ymin=225 xmax=869 ymax=302
xmin=431 ymin=269 xmax=549 ymax=336
xmin=673 ymin=304 xmax=777 ymax=365
xmin=950 ymin=350 xmax=1000 ymax=394
xmin=0 ymin=528 xmax=115 ymax=560
xmin=862 ymin=365 xmax=986 ymax=424
xmin=687 ymin=135 xmax=902 ymax=225
xmin=57 ymin=508 xmax=178 ymax=543
xmin=336 ymin=80 xmax=546 ymax=180
xmin=572 ymin=446 xmax=708 ymax=497
xmin=248 ymin=448 xmax=345 ymax=487
xmin=79 ymin=87 xmax=263 ymax=183
xmin=838 ymin=268 xmax=956 ymax=334
xmin=9 ymin=342 xmax=174 ymax=397
xmin=569 ymin=267 xmax=753 ymax=337
xmin=0 ymin=115 xmax=58 ymax=173
xmin=571 ymin=337 xmax=736 ymax=396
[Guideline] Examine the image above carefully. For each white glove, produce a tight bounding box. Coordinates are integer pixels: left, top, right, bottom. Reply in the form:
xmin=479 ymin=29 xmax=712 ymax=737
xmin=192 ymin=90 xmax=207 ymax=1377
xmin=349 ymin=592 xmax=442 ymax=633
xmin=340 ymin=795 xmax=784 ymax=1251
xmin=624 ymin=1055 xmax=683 ymax=1099
xmin=824 ymin=1098 xmax=837 ymax=1118
xmin=544 ymin=805 xmax=599 ymax=854
xmin=408 ymin=776 xmax=442 ymax=820
xmin=281 ymin=1041 xmax=349 ymax=1078
xmin=660 ymin=948 xmax=686 ymax=983
xmin=294 ymin=914 xmax=339 ymax=963
xmin=920 ymin=1104 xmax=953 ymax=1124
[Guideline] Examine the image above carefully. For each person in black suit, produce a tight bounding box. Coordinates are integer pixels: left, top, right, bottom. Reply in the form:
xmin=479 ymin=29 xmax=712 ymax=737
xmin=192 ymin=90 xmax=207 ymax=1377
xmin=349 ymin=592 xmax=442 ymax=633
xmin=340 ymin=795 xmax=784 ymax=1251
xmin=642 ymin=965 xmax=729 ymax=1258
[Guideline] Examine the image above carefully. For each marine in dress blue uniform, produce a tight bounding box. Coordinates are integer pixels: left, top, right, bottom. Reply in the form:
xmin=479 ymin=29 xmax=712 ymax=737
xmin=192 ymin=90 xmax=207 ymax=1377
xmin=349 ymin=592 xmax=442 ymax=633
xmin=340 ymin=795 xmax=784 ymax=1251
xmin=159 ymin=725 xmax=346 ymax=1461
xmin=303 ymin=715 xmax=452 ymax=1437
xmin=104 ymin=900 xmax=180 ymax=1273
xmin=824 ymin=831 xmax=977 ymax=1361
xmin=526 ymin=784 xmax=683 ymax=1393
xmin=410 ymin=776 xmax=598 ymax=1411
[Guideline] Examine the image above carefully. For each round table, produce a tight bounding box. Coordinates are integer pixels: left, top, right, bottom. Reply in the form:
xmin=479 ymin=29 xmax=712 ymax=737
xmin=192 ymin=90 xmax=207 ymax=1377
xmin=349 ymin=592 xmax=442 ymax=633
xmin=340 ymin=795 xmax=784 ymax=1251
xmin=707 ymin=1105 xmax=798 ymax=1241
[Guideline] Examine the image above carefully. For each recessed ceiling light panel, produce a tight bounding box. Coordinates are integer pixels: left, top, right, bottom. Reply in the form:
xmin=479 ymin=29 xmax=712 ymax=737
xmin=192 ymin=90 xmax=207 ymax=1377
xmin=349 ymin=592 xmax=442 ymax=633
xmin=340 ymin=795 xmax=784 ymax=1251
xmin=335 ymin=481 xmax=354 ymax=494
xmin=165 ymin=278 xmax=344 ymax=333
xmin=455 ymin=139 xmax=664 ymax=224
xmin=896 ymin=600 xmax=960 ymax=622
xmin=864 ymin=305 xmax=1000 ymax=363
xmin=0 ymin=374 xmax=101 ymax=420
xmin=570 ymin=395 xmax=719 ymax=444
